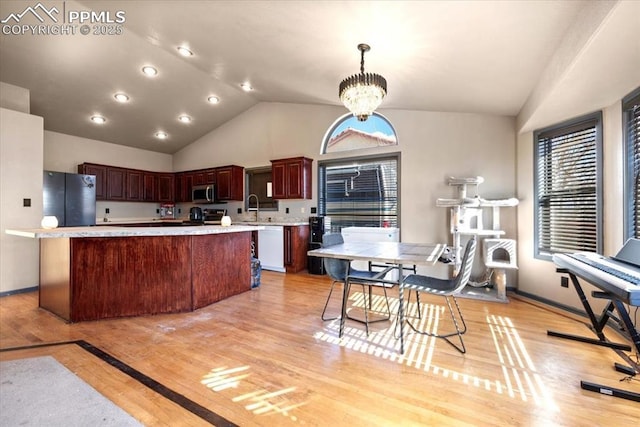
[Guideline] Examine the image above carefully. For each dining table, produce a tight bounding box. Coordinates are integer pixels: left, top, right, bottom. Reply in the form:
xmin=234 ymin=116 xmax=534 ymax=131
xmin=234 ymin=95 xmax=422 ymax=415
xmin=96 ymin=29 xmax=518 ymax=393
xmin=307 ymin=241 xmax=447 ymax=354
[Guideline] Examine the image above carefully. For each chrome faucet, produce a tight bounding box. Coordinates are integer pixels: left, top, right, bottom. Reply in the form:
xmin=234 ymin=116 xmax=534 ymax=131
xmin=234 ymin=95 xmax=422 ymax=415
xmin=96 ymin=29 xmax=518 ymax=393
xmin=248 ymin=193 xmax=259 ymax=221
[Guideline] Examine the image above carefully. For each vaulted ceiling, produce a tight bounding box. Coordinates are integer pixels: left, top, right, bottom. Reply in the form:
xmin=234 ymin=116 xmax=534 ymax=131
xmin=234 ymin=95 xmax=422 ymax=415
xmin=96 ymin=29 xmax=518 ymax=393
xmin=1 ymin=1 xmax=637 ymax=154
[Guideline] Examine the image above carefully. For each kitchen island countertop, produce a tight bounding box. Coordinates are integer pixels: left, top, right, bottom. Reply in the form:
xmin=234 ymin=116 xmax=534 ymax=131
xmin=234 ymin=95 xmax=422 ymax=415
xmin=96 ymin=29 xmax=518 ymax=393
xmin=234 ymin=221 xmax=309 ymax=226
xmin=6 ymin=224 xmax=262 ymax=322
xmin=5 ymin=224 xmax=264 ymax=239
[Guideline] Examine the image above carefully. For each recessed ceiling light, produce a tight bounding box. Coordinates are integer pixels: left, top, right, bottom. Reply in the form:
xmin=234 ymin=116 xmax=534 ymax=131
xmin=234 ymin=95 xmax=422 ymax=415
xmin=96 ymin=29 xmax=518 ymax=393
xmin=155 ymin=131 xmax=168 ymax=139
xmin=90 ymin=115 xmax=106 ymax=124
xmin=240 ymin=82 xmax=253 ymax=92
xmin=142 ymin=65 xmax=158 ymax=77
xmin=177 ymin=46 xmax=193 ymax=57
xmin=207 ymin=95 xmax=220 ymax=104
xmin=178 ymin=114 xmax=192 ymax=123
xmin=114 ymin=93 xmax=130 ymax=102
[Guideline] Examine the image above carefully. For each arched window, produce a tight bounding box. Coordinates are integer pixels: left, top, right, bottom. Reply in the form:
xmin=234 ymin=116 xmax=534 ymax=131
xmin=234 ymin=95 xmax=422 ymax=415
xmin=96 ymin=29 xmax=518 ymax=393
xmin=321 ymin=112 xmax=398 ymax=154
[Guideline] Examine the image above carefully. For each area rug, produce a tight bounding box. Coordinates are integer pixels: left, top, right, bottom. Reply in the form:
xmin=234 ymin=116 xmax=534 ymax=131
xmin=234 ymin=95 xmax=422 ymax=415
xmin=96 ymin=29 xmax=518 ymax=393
xmin=0 ymin=355 xmax=142 ymax=426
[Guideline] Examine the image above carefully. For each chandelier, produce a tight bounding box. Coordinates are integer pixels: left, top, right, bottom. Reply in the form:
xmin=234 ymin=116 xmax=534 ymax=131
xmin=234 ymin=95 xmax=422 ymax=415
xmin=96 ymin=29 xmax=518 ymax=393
xmin=339 ymin=43 xmax=387 ymax=121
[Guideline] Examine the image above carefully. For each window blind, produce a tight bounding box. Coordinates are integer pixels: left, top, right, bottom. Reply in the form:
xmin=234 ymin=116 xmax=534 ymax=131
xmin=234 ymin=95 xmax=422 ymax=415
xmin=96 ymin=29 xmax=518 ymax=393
xmin=624 ymin=90 xmax=640 ymax=239
xmin=535 ymin=115 xmax=601 ymax=256
xmin=319 ymin=156 xmax=398 ymax=231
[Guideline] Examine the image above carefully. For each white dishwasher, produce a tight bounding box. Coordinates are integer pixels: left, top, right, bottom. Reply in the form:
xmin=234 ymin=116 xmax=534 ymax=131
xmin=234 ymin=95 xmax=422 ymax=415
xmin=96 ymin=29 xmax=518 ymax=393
xmin=258 ymin=226 xmax=285 ymax=272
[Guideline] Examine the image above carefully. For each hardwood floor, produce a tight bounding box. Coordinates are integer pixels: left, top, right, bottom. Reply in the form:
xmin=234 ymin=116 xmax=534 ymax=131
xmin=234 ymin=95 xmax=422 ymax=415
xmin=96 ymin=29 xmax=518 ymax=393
xmin=1 ymin=271 xmax=639 ymax=426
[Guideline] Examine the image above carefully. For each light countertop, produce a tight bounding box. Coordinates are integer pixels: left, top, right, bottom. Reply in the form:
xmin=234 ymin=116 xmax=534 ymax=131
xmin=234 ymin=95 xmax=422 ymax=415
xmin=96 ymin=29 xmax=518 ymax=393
xmin=99 ymin=218 xmax=309 ymax=227
xmin=5 ymin=224 xmax=264 ymax=239
xmin=234 ymin=221 xmax=309 ymax=226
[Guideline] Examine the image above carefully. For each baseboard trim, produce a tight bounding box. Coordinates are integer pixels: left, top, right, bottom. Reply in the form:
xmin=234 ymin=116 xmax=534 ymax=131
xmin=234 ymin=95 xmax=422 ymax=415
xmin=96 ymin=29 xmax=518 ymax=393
xmin=0 ymin=286 xmax=38 ymax=298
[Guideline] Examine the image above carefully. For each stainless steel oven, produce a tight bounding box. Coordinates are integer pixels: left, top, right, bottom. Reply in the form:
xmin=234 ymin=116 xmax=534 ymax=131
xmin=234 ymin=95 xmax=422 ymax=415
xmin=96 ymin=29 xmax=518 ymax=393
xmin=192 ymin=184 xmax=215 ymax=204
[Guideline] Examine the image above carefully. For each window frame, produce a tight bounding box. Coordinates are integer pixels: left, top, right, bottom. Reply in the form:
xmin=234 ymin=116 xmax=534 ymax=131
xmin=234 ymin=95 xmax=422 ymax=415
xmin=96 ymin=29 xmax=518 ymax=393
xmin=318 ymin=152 xmax=401 ymax=232
xmin=320 ymin=112 xmax=398 ymax=154
xmin=623 ymin=87 xmax=640 ymax=240
xmin=245 ymin=166 xmax=278 ymax=212
xmin=533 ymin=111 xmax=603 ymax=260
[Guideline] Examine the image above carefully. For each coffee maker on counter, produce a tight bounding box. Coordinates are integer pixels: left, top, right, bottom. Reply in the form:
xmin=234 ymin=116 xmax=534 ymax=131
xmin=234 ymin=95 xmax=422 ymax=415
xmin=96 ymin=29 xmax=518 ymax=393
xmin=159 ymin=203 xmax=176 ymax=219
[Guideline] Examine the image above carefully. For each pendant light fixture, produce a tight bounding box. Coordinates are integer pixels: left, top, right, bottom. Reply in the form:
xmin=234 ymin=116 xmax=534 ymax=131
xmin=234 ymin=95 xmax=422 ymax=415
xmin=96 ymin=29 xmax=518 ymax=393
xmin=339 ymin=43 xmax=387 ymax=121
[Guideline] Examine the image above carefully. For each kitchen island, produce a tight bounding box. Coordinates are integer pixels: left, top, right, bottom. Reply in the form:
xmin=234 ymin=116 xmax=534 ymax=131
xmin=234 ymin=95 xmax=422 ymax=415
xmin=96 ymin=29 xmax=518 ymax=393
xmin=6 ymin=225 xmax=263 ymax=322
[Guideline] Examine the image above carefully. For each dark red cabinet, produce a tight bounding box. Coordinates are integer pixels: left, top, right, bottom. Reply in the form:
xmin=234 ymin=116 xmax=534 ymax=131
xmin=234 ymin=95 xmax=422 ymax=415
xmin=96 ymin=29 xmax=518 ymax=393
xmin=216 ymin=166 xmax=244 ymax=201
xmin=271 ymin=157 xmax=312 ymax=199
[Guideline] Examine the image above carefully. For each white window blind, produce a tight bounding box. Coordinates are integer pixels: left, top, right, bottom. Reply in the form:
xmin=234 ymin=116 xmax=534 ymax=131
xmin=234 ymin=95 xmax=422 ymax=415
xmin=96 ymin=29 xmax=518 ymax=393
xmin=624 ymin=89 xmax=640 ymax=239
xmin=534 ymin=113 xmax=602 ymax=257
xmin=319 ymin=156 xmax=398 ymax=231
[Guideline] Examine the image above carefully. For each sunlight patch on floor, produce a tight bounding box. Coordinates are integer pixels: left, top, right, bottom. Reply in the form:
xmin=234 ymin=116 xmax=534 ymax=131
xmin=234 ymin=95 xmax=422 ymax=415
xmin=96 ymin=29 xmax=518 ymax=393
xmin=487 ymin=314 xmax=558 ymax=410
xmin=201 ymin=365 xmax=306 ymax=422
xmin=314 ymin=291 xmax=557 ymax=409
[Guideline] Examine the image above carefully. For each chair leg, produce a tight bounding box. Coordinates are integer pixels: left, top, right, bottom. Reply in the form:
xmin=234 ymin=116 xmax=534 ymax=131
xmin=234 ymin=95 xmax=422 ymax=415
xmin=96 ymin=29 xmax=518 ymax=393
xmin=405 ymin=290 xmax=422 ymax=319
xmin=362 ymin=284 xmax=369 ymax=334
xmin=343 ymin=282 xmax=393 ymax=336
xmin=321 ymin=280 xmax=342 ymax=321
xmin=406 ymin=294 xmax=468 ymax=354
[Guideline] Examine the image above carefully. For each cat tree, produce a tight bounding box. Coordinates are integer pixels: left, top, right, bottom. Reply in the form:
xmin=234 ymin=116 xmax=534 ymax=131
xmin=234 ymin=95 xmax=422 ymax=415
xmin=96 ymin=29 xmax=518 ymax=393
xmin=436 ymin=176 xmax=518 ymax=301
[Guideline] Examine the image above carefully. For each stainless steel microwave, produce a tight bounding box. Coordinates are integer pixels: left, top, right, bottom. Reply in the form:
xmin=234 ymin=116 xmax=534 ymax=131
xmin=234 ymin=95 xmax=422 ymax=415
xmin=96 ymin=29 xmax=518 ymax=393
xmin=192 ymin=184 xmax=215 ymax=204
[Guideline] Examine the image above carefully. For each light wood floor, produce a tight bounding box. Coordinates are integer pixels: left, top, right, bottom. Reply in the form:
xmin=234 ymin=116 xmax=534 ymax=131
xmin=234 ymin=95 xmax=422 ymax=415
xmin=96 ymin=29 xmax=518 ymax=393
xmin=1 ymin=271 xmax=639 ymax=426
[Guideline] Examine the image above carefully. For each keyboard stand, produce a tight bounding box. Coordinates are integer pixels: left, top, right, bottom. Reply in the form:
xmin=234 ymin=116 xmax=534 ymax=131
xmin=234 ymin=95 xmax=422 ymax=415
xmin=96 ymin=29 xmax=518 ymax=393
xmin=549 ymin=268 xmax=640 ymax=402
xmin=547 ymin=269 xmax=633 ymax=350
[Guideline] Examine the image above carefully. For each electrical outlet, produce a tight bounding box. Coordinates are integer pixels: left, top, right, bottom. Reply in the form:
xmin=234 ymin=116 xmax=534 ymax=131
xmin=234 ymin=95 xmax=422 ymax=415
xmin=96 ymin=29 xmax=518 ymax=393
xmin=105 ymin=208 xmax=110 ymax=214
xmin=311 ymin=207 xmax=317 ymax=214
xmin=237 ymin=208 xmax=242 ymax=214
xmin=301 ymin=207 xmax=305 ymax=213
xmin=286 ymin=207 xmax=289 ymax=214
xmin=23 ymin=198 xmax=31 ymax=207
xmin=561 ymin=276 xmax=569 ymax=288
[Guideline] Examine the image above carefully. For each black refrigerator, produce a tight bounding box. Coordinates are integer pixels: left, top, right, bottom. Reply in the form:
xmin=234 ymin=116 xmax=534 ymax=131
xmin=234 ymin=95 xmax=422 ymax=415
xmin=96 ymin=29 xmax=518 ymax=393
xmin=43 ymin=171 xmax=97 ymax=226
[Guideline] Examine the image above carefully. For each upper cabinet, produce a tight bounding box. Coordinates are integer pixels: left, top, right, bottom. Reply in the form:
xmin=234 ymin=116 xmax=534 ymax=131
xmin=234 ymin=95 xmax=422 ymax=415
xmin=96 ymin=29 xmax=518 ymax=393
xmin=126 ymin=169 xmax=144 ymax=201
xmin=79 ymin=163 xmax=173 ymax=203
xmin=143 ymin=172 xmax=156 ymax=202
xmin=191 ymin=168 xmax=216 ymax=186
xmin=78 ymin=163 xmax=106 ymax=200
xmin=271 ymin=157 xmax=312 ymax=199
xmin=106 ymin=167 xmax=127 ymax=200
xmin=156 ymin=173 xmax=175 ymax=202
xmin=79 ymin=163 xmax=242 ymax=203
xmin=216 ymin=165 xmax=244 ymax=201
xmin=175 ymin=172 xmax=192 ymax=203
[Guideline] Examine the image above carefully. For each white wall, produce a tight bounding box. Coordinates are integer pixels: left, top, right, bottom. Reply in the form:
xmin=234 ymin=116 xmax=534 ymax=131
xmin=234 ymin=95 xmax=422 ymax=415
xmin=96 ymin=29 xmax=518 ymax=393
xmin=175 ymin=102 xmax=517 ymax=278
xmin=44 ymin=130 xmax=173 ymax=173
xmin=0 ymin=82 xmax=30 ymax=114
xmin=516 ymin=99 xmax=627 ymax=311
xmin=44 ymin=130 xmax=174 ymax=221
xmin=0 ymin=107 xmax=43 ymax=293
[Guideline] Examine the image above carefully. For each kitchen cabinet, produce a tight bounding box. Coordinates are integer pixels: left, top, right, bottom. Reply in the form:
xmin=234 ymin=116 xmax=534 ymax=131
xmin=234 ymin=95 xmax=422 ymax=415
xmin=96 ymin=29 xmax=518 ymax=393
xmin=78 ymin=163 xmax=106 ymax=200
xmin=126 ymin=170 xmax=143 ymax=201
xmin=156 ymin=173 xmax=175 ymax=202
xmin=284 ymin=225 xmax=310 ymax=273
xmin=271 ymin=157 xmax=312 ymax=199
xmin=192 ymin=171 xmax=206 ymax=186
xmin=216 ymin=165 xmax=244 ymax=201
xmin=143 ymin=172 xmax=156 ymax=202
xmin=252 ymin=224 xmax=309 ymax=273
xmin=192 ymin=168 xmax=216 ymax=186
xmin=175 ymin=172 xmax=192 ymax=203
xmin=79 ymin=163 xmax=241 ymax=203
xmin=106 ymin=167 xmax=127 ymax=200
